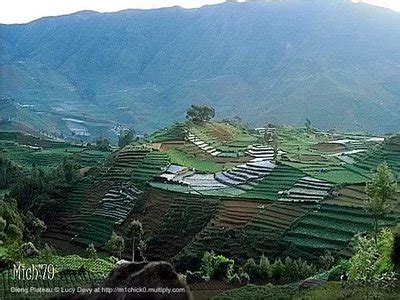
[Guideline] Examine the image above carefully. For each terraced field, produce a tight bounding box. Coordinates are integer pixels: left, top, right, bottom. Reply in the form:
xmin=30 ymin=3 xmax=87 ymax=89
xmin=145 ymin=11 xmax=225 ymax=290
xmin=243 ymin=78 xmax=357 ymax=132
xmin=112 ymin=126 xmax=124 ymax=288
xmin=46 ymin=146 xmax=170 ymax=247
xmin=215 ymin=200 xmax=261 ymax=229
xmin=283 ymin=204 xmax=399 ymax=256
xmin=244 ymin=203 xmax=311 ymax=237
xmin=3 ymin=123 xmax=398 ymax=268
xmin=0 ymin=255 xmax=112 ymax=299
xmin=128 ymin=189 xmax=219 ymax=260
xmin=186 ymin=122 xmax=257 ymax=158
xmin=242 ymin=164 xmax=305 ymax=200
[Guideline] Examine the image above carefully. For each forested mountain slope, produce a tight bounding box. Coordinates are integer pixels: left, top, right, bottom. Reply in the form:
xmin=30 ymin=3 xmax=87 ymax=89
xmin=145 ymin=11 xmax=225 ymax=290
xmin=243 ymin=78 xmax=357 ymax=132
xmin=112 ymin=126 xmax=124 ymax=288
xmin=1 ymin=0 xmax=400 ymax=133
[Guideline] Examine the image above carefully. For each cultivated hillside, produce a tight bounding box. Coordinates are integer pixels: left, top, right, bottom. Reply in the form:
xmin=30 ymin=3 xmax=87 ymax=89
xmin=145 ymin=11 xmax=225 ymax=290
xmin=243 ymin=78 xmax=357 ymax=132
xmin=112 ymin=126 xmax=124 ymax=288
xmin=1 ymin=0 xmax=400 ymax=133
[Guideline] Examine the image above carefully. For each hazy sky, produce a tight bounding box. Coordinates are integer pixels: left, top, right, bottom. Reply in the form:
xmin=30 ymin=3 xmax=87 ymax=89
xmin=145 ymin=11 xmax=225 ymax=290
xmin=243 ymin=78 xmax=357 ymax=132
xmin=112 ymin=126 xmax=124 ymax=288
xmin=0 ymin=0 xmax=399 ymax=24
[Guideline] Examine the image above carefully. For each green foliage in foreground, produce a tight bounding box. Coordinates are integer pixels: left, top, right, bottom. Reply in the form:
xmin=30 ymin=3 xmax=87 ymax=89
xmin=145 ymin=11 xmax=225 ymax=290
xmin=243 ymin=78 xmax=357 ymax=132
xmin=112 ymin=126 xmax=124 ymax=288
xmin=296 ymin=281 xmax=400 ymax=299
xmin=214 ymin=283 xmax=298 ymax=300
xmin=243 ymin=255 xmax=317 ymax=284
xmin=202 ymin=251 xmax=234 ymax=280
xmin=348 ymin=229 xmax=395 ymax=284
xmin=214 ymin=281 xmax=400 ymax=300
xmin=365 ymin=162 xmax=398 ymax=243
xmin=166 ymin=149 xmax=224 ymax=172
xmin=1 ymin=253 xmax=113 ymax=275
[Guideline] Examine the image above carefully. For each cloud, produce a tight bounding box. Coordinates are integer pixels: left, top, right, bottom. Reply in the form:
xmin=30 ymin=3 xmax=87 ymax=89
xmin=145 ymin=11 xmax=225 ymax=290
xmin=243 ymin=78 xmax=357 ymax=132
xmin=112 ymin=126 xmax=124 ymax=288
xmin=351 ymin=0 xmax=400 ymax=12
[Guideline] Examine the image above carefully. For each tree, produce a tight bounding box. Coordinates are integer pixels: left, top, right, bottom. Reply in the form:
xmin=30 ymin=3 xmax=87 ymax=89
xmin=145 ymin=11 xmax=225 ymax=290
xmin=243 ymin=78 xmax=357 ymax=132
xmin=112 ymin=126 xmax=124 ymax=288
xmin=319 ymin=251 xmax=335 ymax=270
xmin=271 ymin=131 xmax=279 ymax=161
xmin=186 ymin=104 xmax=215 ymax=123
xmin=262 ymin=129 xmax=271 ymax=145
xmin=305 ymin=118 xmax=312 ymax=133
xmin=62 ymin=158 xmax=75 ymax=183
xmin=86 ymin=243 xmax=97 ymax=258
xmin=128 ymin=220 xmax=144 ymax=262
xmin=365 ymin=162 xmax=397 ymax=244
xmin=7 ymin=224 xmax=23 ymax=242
xmin=0 ymin=217 xmax=6 ymax=244
xmin=348 ymin=229 xmax=395 ymax=285
xmin=24 ymin=212 xmax=46 ymax=241
xmin=106 ymin=232 xmax=125 ymax=259
xmin=200 ymin=251 xmax=234 ymax=280
xmin=95 ymin=138 xmax=111 ymax=152
xmin=259 ymin=255 xmax=272 ymax=279
xmin=118 ymin=128 xmax=136 ymax=148
xmin=10 ymin=165 xmax=45 ymax=211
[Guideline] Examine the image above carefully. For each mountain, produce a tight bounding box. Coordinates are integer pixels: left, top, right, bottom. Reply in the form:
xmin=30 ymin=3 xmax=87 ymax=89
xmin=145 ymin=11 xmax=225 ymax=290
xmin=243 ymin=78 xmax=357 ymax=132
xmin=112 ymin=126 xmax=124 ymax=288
xmin=1 ymin=0 xmax=400 ymax=135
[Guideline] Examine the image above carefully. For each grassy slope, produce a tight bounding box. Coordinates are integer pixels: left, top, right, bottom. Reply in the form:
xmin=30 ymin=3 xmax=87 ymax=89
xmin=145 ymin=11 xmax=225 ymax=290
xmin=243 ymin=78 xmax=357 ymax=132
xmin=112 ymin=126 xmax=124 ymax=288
xmin=166 ymin=148 xmax=225 ymax=172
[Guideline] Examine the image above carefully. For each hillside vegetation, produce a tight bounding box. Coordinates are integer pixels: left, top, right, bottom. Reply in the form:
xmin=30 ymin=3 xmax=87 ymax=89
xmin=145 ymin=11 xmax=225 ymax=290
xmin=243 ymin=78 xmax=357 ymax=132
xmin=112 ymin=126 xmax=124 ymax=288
xmin=0 ymin=119 xmax=399 ymax=298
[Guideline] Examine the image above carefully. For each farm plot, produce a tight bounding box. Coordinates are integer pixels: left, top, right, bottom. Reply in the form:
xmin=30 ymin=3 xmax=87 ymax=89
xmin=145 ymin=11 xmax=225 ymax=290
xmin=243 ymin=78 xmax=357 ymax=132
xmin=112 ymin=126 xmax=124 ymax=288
xmin=101 ymin=147 xmax=150 ymax=181
xmin=187 ymin=122 xmax=257 ymax=158
xmin=241 ymin=164 xmax=304 ymax=201
xmin=46 ymin=147 xmax=166 ymax=247
xmin=166 ymin=148 xmax=225 ymax=172
xmin=179 ymin=173 xmax=227 ymax=191
xmin=144 ymin=191 xmax=218 ymax=260
xmin=0 ymin=270 xmax=106 ymax=299
xmin=278 ymin=176 xmax=333 ymax=203
xmin=69 ymin=151 xmax=167 ymax=246
xmin=215 ymin=200 xmax=262 ymax=229
xmin=245 ymin=145 xmax=274 ymax=159
xmin=283 ymin=204 xmax=399 ymax=255
xmin=93 ymin=184 xmax=141 ymax=224
xmin=244 ymin=202 xmax=312 ymax=237
xmin=215 ymin=159 xmax=276 ymax=187
xmin=125 ymin=188 xmax=174 ymax=236
xmin=130 ymin=150 xmax=169 ymax=185
xmin=343 ymin=136 xmax=400 ymax=179
xmin=74 ymin=149 xmax=109 ymax=167
xmin=285 ymin=160 xmax=369 ymax=184
xmin=0 ymin=140 xmax=83 ymax=169
xmin=44 ymin=179 xmax=113 ymax=246
xmin=0 ymin=131 xmax=71 ymax=149
xmin=176 ymin=226 xmax=251 ymax=261
xmin=176 ymin=222 xmax=286 ymax=263
xmin=0 ymin=254 xmax=113 ymax=299
xmin=325 ymin=184 xmax=400 ymax=210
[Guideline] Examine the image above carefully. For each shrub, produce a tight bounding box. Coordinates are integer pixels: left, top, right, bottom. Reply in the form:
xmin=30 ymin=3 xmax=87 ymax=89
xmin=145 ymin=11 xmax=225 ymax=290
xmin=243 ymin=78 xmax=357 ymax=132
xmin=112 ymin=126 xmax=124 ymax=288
xmin=271 ymin=258 xmax=284 ymax=282
xmin=293 ymin=258 xmax=317 ymax=281
xmin=239 ymin=272 xmax=250 ymax=285
xmin=319 ymin=251 xmax=335 ymax=270
xmin=19 ymin=242 xmax=39 ymax=258
xmin=228 ymin=273 xmax=241 ymax=286
xmin=201 ymin=251 xmax=234 ymax=280
xmin=391 ymin=227 xmax=400 ymax=269
xmin=212 ymin=255 xmax=234 ymax=280
xmin=86 ymin=243 xmax=97 ymax=259
xmin=348 ymin=229 xmax=395 ymax=286
xmin=185 ymin=271 xmax=204 ymax=284
xmin=108 ymin=256 xmax=118 ymax=264
xmin=259 ymin=255 xmax=272 ymax=280
xmin=327 ymin=260 xmax=351 ymax=281
xmin=106 ymin=232 xmax=125 ymax=259
xmin=243 ymin=258 xmax=259 ymax=279
xmin=201 ymin=250 xmax=215 ymax=278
